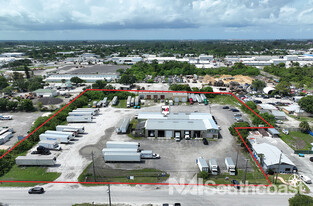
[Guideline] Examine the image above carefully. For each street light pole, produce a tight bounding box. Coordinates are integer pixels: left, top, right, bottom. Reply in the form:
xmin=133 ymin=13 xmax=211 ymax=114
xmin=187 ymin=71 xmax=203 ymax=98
xmin=107 ymin=184 xmax=112 ymax=206
xmin=275 ymin=152 xmax=283 ymax=184
xmin=243 ymin=159 xmax=249 ymax=184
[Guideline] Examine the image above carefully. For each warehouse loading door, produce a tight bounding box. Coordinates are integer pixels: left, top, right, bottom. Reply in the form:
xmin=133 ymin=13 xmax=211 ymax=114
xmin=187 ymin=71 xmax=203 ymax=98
xmin=165 ymin=131 xmax=172 ymax=138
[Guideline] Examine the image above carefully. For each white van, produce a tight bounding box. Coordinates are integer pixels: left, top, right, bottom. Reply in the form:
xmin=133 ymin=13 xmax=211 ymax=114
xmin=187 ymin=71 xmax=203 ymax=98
xmin=300 ymin=175 xmax=312 ymax=184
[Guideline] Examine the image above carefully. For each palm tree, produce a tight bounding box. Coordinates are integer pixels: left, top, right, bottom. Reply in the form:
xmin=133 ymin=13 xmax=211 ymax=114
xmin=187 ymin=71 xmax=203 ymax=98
xmin=299 ymin=121 xmax=310 ymax=133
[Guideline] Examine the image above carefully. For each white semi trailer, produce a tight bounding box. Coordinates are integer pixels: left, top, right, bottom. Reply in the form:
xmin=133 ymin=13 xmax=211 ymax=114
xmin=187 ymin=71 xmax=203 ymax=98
xmin=67 ymin=116 xmax=92 ymax=123
xmin=127 ymin=96 xmax=132 ymax=108
xmin=225 ymin=157 xmax=236 ymax=176
xmin=106 ymin=141 xmax=140 ymax=149
xmin=56 ymin=125 xmax=85 ymax=133
xmin=103 ymin=152 xmax=141 ymax=162
xmin=45 ymin=130 xmax=76 ymax=138
xmin=38 ymin=140 xmax=61 ymax=150
xmin=39 ymin=134 xmax=70 ymax=144
xmin=15 ymin=155 xmax=56 ymax=166
xmin=69 ymin=111 xmax=94 ymax=116
xmin=196 ymin=157 xmax=209 ymax=172
xmin=0 ymin=131 xmax=13 ymax=144
xmin=74 ymin=108 xmax=99 ymax=115
xmin=102 ymin=148 xmax=139 ymax=153
xmin=209 ymin=159 xmax=219 ymax=175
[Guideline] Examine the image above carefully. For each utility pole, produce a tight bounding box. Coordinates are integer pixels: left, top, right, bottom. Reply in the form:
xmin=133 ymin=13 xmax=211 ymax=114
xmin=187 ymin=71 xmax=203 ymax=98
xmin=235 ymin=149 xmax=239 ymax=169
xmin=91 ymin=151 xmax=96 ymax=182
xmin=243 ymin=159 xmax=249 ymax=184
xmin=275 ymin=152 xmax=283 ymax=184
xmin=107 ymin=184 xmax=112 ymax=206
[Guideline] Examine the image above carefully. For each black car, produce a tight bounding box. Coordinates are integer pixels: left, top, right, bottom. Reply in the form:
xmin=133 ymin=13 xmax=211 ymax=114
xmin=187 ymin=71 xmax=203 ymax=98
xmin=174 ymin=203 xmax=181 ymax=206
xmin=28 ymin=187 xmax=45 ymax=194
xmin=222 ymin=106 xmax=229 ymax=109
xmin=310 ymin=157 xmax=313 ymax=162
xmin=231 ymin=109 xmax=239 ymax=112
xmin=163 ymin=204 xmax=169 ymax=206
xmin=253 ymin=100 xmax=262 ymax=104
xmin=231 ymin=180 xmax=240 ymax=190
xmin=202 ymin=138 xmax=208 ymax=145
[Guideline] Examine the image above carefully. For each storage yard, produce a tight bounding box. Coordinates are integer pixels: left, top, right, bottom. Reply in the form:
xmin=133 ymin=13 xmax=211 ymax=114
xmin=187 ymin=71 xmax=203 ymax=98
xmin=11 ymin=93 xmax=255 ymax=184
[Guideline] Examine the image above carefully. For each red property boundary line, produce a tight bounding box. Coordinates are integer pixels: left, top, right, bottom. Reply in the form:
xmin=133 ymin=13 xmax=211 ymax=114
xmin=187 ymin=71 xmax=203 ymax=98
xmin=0 ymin=89 xmax=274 ymax=187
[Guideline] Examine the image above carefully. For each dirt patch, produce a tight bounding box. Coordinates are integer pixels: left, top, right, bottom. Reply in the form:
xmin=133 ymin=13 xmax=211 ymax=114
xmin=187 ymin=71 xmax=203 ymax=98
xmin=203 ymin=75 xmax=254 ymax=85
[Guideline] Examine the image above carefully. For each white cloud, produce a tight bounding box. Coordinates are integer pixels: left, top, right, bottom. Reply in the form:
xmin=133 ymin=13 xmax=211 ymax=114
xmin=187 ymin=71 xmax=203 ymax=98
xmin=0 ymin=0 xmax=311 ymax=32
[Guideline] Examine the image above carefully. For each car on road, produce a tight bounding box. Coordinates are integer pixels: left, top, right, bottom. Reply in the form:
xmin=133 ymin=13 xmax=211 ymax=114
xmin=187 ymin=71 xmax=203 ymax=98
xmin=310 ymin=157 xmax=313 ymax=162
xmin=202 ymin=138 xmax=208 ymax=145
xmin=162 ymin=204 xmax=169 ymax=206
xmin=222 ymin=106 xmax=229 ymax=109
xmin=276 ymin=120 xmax=284 ymax=124
xmin=174 ymin=203 xmax=181 ymax=206
xmin=232 ymin=180 xmax=240 ymax=189
xmin=28 ymin=187 xmax=45 ymax=194
xmin=231 ymin=109 xmax=240 ymax=112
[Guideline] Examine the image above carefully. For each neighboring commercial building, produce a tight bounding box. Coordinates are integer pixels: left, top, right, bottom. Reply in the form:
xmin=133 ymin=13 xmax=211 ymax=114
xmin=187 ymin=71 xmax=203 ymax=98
xmin=34 ymin=89 xmax=58 ymax=97
xmin=252 ymin=143 xmax=296 ymax=173
xmin=139 ymin=112 xmax=219 ymax=138
xmin=44 ymin=74 xmax=119 ymax=83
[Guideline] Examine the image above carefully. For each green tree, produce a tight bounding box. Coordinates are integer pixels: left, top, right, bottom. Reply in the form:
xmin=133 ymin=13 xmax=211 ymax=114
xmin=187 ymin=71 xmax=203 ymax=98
xmin=241 ymin=101 xmax=257 ymax=115
xmin=2 ymin=86 xmax=13 ymax=95
xmin=299 ymin=121 xmax=310 ymax=133
xmin=289 ymin=193 xmax=313 ymax=206
xmin=251 ymin=79 xmax=266 ymax=91
xmin=299 ymin=96 xmax=313 ymax=114
xmin=70 ymin=77 xmax=84 ymax=85
xmin=228 ymin=122 xmax=250 ymax=144
xmin=200 ymin=86 xmax=215 ymax=98
xmin=0 ymin=98 xmax=8 ymax=111
xmin=119 ymin=74 xmax=137 ymax=85
xmin=169 ymin=84 xmax=191 ymax=91
xmin=7 ymin=101 xmax=18 ymax=110
xmin=19 ymin=99 xmax=34 ymax=111
xmin=61 ymin=79 xmax=66 ymax=83
xmin=92 ymin=80 xmax=107 ymax=89
xmin=252 ymin=112 xmax=276 ymax=126
xmin=275 ymin=81 xmax=291 ymax=96
xmin=0 ymin=76 xmax=9 ymax=89
xmin=24 ymin=65 xmax=30 ymax=79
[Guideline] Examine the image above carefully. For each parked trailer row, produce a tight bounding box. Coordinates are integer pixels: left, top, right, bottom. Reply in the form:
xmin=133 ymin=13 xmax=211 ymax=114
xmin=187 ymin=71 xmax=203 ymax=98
xmin=102 ymin=148 xmax=139 ymax=153
xmin=74 ymin=108 xmax=99 ymax=115
xmin=16 ymin=155 xmax=56 ymax=166
xmin=45 ymin=130 xmax=76 ymax=138
xmin=116 ymin=118 xmax=130 ymax=134
xmin=56 ymin=125 xmax=85 ymax=133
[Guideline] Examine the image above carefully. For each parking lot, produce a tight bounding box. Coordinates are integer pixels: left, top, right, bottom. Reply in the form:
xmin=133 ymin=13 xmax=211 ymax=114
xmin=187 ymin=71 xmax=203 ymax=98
xmin=0 ymin=111 xmax=46 ymax=147
xmin=45 ymin=102 xmax=254 ymax=184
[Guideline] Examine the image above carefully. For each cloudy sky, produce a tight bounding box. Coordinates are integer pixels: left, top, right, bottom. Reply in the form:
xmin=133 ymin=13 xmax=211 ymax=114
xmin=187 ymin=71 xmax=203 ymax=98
xmin=0 ymin=0 xmax=312 ymax=40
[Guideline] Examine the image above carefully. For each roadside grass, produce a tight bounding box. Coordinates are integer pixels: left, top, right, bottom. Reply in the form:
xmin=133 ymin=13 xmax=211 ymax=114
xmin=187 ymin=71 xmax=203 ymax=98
xmin=0 ymin=165 xmax=60 ymax=187
xmin=78 ymin=167 xmax=169 ymax=186
xmin=112 ymin=100 xmax=127 ymax=108
xmin=208 ymin=95 xmax=241 ymax=107
xmin=287 ymin=114 xmax=313 ymax=123
xmin=281 ymin=131 xmax=313 ymax=150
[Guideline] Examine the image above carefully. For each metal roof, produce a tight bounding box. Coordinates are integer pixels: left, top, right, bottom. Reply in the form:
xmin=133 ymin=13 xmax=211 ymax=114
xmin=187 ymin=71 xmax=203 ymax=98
xmin=271 ymin=110 xmax=286 ymax=117
xmin=145 ymin=119 xmax=208 ymax=131
xmin=253 ymin=143 xmax=295 ymax=166
xmin=258 ymin=104 xmax=277 ymax=110
xmin=268 ymin=128 xmax=280 ymax=135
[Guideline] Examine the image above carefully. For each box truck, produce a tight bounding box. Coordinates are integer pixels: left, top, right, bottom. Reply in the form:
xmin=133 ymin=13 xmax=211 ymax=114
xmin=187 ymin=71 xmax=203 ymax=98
xmin=196 ymin=157 xmax=209 ymax=172
xmin=39 ymin=134 xmax=70 ymax=144
xmin=56 ymin=125 xmax=85 ymax=133
xmin=38 ymin=140 xmax=61 ymax=150
xmin=67 ymin=116 xmax=92 ymax=123
xmin=103 ymin=97 xmax=108 ymax=107
xmin=140 ymin=150 xmax=160 ymax=159
xmin=106 ymin=141 xmax=140 ymax=149
xmin=135 ymin=96 xmax=140 ymax=106
xmin=103 ymin=152 xmax=141 ymax=162
xmin=16 ymin=155 xmax=56 ymax=166
xmin=127 ymin=96 xmax=131 ymax=108
xmin=209 ymin=159 xmax=219 ymax=175
xmin=225 ymin=157 xmax=236 ymax=175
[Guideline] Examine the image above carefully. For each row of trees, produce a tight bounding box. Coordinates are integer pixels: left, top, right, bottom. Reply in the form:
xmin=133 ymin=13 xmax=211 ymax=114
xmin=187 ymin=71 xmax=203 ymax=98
xmin=0 ymin=98 xmax=34 ymax=112
xmin=119 ymin=61 xmax=260 ymax=83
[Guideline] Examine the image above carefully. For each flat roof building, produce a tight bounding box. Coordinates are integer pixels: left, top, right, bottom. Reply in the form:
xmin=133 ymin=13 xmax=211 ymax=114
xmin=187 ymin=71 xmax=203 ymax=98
xmin=140 ymin=112 xmax=219 ymax=139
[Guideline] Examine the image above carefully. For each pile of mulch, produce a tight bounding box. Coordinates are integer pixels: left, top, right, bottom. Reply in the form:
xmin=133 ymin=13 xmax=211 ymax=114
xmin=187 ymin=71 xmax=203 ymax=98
xmin=37 ymin=97 xmax=63 ymax=105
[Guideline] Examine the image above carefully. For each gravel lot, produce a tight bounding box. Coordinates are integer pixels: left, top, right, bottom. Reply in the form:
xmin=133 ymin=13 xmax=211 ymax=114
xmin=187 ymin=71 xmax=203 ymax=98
xmin=0 ymin=111 xmax=46 ymax=147
xmin=45 ymin=103 xmax=252 ymax=185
